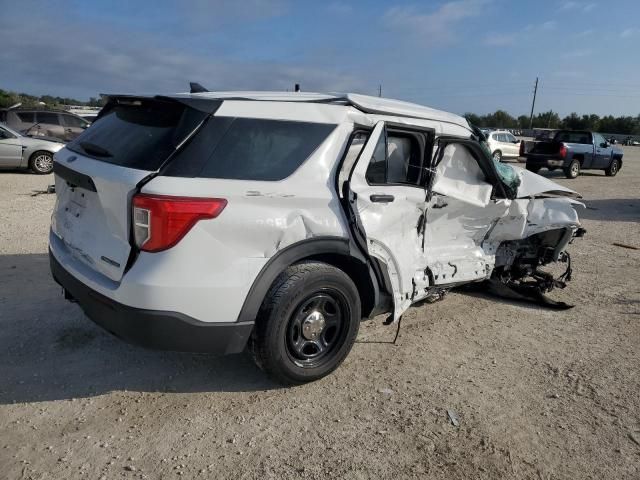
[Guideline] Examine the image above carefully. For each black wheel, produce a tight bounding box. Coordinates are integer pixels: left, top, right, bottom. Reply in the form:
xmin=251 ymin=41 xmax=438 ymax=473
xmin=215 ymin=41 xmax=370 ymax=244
xmin=526 ymin=163 xmax=540 ymax=173
xmin=29 ymin=151 xmax=54 ymax=174
xmin=492 ymin=150 xmax=502 ymax=162
xmin=564 ymin=159 xmax=580 ymax=179
xmin=249 ymin=261 xmax=360 ymax=385
xmin=605 ymin=158 xmax=620 ymax=177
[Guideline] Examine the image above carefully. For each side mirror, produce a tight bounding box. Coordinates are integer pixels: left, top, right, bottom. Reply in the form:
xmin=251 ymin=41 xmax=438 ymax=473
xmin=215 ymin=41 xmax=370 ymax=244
xmin=600 ymin=142 xmax=609 ymax=148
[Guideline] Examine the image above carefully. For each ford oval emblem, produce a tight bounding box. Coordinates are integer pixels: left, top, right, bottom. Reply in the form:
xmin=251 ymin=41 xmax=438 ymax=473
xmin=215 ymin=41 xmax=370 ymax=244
xmin=67 ymin=156 xmax=77 ymax=163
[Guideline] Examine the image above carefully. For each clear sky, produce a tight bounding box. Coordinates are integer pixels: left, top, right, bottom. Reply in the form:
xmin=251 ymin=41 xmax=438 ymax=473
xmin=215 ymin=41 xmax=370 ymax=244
xmin=2 ymin=0 xmax=639 ymax=117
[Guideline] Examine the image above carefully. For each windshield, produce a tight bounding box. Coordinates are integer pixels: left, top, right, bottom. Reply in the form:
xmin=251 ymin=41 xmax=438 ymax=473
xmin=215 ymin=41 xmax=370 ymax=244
xmin=553 ymin=131 xmax=592 ymax=144
xmin=476 ymin=133 xmax=521 ymax=195
xmin=0 ymin=123 xmax=23 ymax=137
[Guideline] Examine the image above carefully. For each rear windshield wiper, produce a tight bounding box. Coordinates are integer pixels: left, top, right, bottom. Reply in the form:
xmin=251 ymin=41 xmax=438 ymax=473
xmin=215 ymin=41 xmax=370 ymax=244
xmin=79 ymin=141 xmax=113 ymax=158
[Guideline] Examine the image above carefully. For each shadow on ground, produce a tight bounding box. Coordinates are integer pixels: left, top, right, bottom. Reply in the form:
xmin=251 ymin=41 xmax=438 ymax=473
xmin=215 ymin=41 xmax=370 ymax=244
xmin=578 ymin=198 xmax=640 ymax=223
xmin=0 ymin=254 xmax=278 ymax=405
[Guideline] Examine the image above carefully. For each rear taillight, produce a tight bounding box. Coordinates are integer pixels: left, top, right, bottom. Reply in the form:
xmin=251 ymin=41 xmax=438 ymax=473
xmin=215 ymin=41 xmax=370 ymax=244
xmin=519 ymin=140 xmax=525 ymax=156
xmin=132 ymin=194 xmax=227 ymax=252
xmin=559 ymin=143 xmax=568 ymax=159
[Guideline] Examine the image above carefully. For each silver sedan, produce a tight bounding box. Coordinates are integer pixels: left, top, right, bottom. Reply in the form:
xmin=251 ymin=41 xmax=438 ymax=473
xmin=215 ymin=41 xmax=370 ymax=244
xmin=0 ymin=123 xmax=64 ymax=174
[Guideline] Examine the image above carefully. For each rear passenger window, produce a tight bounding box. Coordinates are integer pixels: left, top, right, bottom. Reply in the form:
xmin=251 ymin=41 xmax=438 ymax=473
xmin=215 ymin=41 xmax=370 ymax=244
xmin=63 ymin=115 xmax=88 ymax=128
xmin=37 ymin=112 xmax=61 ymax=125
xmin=172 ymin=118 xmax=336 ymax=181
xmin=365 ymin=130 xmax=426 ymax=187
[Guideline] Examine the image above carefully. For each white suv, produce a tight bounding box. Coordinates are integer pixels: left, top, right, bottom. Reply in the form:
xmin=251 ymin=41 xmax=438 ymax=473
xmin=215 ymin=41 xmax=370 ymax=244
xmin=486 ymin=130 xmax=521 ymax=161
xmin=49 ymin=92 xmax=584 ymax=384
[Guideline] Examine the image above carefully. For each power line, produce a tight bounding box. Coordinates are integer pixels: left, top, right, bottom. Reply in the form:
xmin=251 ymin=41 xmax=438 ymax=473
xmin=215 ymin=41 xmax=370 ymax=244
xmin=529 ymin=77 xmax=538 ymax=129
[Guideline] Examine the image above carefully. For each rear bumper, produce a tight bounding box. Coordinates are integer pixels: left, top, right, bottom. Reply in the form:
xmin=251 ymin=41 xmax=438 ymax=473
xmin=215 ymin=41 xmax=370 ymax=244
xmin=526 ymin=156 xmax=566 ymax=168
xmin=50 ymin=251 xmax=253 ymax=354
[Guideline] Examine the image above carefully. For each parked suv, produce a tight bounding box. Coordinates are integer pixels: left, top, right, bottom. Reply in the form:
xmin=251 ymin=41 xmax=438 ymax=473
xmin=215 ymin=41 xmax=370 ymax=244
xmin=486 ymin=130 xmax=520 ymax=161
xmin=0 ymin=108 xmax=90 ymax=142
xmin=49 ymin=92 xmax=584 ymax=384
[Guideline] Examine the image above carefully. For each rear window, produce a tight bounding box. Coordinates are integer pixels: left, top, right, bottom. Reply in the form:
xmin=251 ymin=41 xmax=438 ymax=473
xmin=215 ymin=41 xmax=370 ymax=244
xmin=67 ymin=99 xmax=208 ymax=170
xmin=553 ymin=131 xmax=592 ymax=144
xmin=164 ymin=117 xmax=336 ymax=181
xmin=16 ymin=112 xmax=35 ymax=123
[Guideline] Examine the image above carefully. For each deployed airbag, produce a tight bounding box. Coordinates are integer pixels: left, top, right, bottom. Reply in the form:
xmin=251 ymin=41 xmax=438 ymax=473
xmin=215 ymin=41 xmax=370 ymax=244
xmin=432 ymin=144 xmax=492 ymax=207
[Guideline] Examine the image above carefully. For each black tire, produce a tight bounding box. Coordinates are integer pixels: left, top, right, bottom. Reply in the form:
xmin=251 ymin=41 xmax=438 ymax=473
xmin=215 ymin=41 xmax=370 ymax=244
xmin=564 ymin=159 xmax=580 ymax=179
xmin=249 ymin=261 xmax=361 ymax=385
xmin=605 ymin=158 xmax=620 ymax=177
xmin=29 ymin=150 xmax=54 ymax=174
xmin=492 ymin=150 xmax=502 ymax=162
xmin=526 ymin=164 xmax=540 ymax=173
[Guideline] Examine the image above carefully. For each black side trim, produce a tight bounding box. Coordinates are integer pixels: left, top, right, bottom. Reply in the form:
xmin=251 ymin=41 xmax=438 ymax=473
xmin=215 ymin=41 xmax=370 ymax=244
xmin=236 ymin=237 xmax=375 ymax=322
xmin=50 ymin=251 xmax=253 ymax=354
xmin=53 ymin=161 xmax=97 ymax=192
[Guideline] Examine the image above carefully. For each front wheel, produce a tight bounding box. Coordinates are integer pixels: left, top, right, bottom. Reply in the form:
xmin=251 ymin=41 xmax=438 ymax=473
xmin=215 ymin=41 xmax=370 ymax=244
xmin=564 ymin=159 xmax=580 ymax=179
xmin=29 ymin=151 xmax=54 ymax=174
xmin=249 ymin=262 xmax=361 ymax=385
xmin=605 ymin=158 xmax=620 ymax=177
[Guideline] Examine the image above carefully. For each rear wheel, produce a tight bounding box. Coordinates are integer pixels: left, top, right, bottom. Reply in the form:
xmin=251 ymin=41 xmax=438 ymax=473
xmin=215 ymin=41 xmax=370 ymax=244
xmin=249 ymin=262 xmax=360 ymax=385
xmin=526 ymin=164 xmax=540 ymax=173
xmin=605 ymin=158 xmax=620 ymax=177
xmin=564 ymin=159 xmax=580 ymax=179
xmin=29 ymin=151 xmax=54 ymax=174
xmin=492 ymin=150 xmax=502 ymax=162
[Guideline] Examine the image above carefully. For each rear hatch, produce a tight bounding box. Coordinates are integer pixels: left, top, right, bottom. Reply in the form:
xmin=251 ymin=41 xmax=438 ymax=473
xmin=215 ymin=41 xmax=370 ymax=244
xmin=51 ymin=96 xmax=214 ymax=282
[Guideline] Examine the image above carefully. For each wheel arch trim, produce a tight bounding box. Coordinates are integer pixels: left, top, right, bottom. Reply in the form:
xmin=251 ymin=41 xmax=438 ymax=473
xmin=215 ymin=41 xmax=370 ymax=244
xmin=236 ymin=236 xmax=380 ymax=323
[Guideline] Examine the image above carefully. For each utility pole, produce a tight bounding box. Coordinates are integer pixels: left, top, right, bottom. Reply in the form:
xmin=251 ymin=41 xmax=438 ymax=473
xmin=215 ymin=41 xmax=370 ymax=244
xmin=378 ymin=84 xmax=382 ymax=97
xmin=528 ymin=77 xmax=538 ymax=129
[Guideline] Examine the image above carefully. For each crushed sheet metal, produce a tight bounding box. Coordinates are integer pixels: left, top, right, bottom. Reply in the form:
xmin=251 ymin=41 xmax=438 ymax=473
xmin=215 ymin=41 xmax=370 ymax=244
xmin=514 ymin=166 xmax=581 ymax=198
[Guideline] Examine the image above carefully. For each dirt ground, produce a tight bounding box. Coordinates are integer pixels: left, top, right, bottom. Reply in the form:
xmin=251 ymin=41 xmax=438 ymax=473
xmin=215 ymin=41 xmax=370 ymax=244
xmin=1 ymin=148 xmax=638 ymax=480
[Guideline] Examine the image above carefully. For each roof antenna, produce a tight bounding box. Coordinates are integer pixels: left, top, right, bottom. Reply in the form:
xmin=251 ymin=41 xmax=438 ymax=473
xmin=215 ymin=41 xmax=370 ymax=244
xmin=294 ymin=83 xmax=300 ymax=92
xmin=190 ymin=82 xmax=209 ymax=93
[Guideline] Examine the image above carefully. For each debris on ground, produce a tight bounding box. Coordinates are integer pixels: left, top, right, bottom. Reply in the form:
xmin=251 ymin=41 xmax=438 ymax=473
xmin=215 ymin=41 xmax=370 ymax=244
xmin=31 ymin=185 xmax=55 ymax=196
xmin=447 ymin=409 xmax=460 ymax=427
xmin=612 ymin=242 xmax=639 ymax=251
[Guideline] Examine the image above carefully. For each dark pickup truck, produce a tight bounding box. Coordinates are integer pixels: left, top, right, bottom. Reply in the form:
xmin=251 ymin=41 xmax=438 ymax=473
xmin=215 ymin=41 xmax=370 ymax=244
xmin=522 ymin=130 xmax=623 ymax=179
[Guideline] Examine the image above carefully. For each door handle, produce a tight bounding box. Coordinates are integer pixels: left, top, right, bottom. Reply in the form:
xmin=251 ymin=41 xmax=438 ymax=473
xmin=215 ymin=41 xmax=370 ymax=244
xmin=370 ymin=194 xmax=395 ymax=203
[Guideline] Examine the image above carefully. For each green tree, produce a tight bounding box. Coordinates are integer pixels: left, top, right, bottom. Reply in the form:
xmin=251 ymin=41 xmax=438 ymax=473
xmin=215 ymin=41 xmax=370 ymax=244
xmin=485 ymin=110 xmax=517 ymax=128
xmin=464 ymin=112 xmax=483 ymax=127
xmin=517 ymin=115 xmax=530 ymax=128
xmin=533 ymin=110 xmax=561 ymax=129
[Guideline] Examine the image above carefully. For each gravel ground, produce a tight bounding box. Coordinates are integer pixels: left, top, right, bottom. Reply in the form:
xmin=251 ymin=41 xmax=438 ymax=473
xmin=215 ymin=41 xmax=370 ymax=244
xmin=0 ymin=149 xmax=639 ymax=479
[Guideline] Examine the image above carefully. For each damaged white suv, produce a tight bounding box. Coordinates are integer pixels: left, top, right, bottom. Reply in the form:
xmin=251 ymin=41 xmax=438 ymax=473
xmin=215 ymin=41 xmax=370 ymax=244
xmin=49 ymin=91 xmax=584 ymax=384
